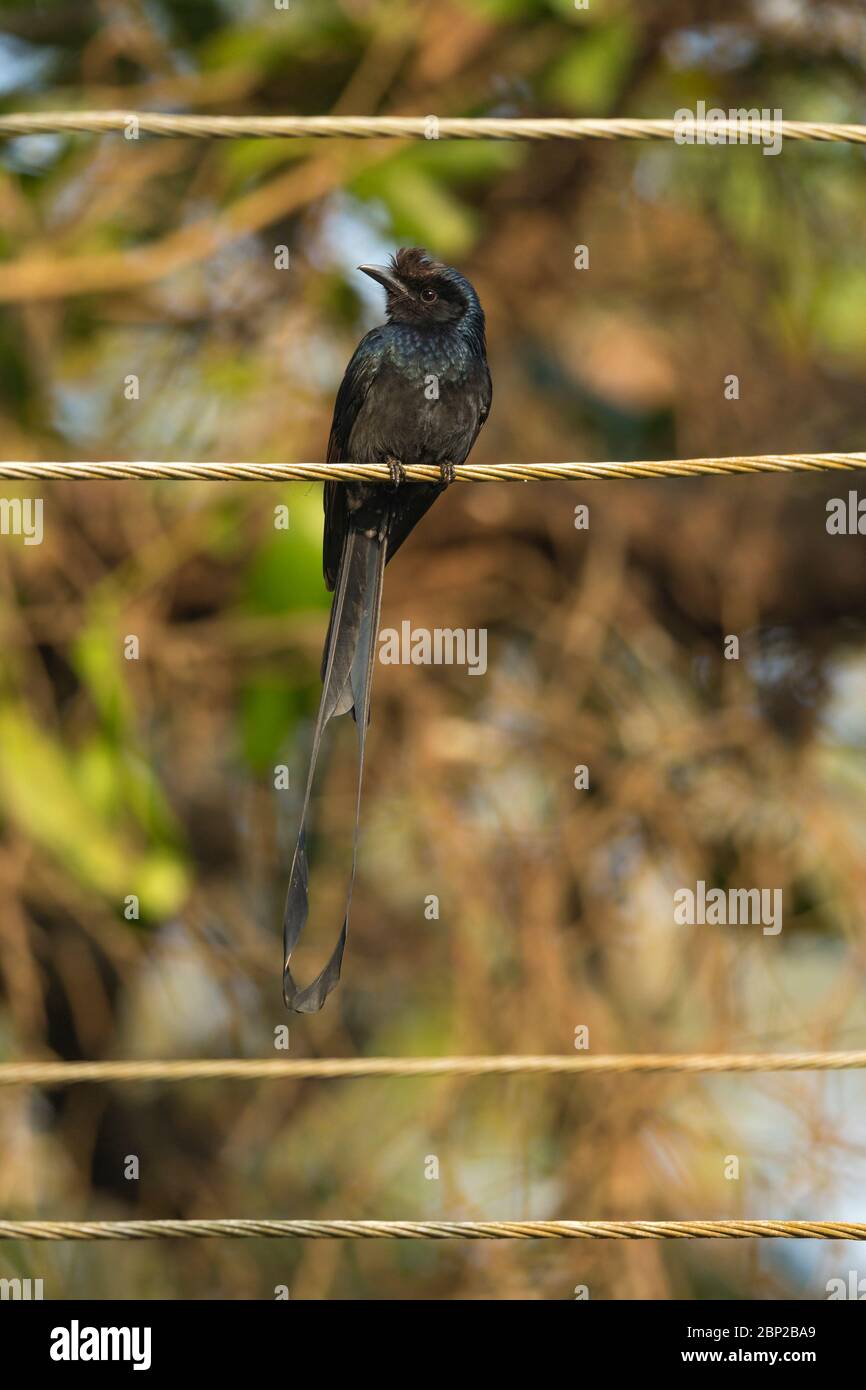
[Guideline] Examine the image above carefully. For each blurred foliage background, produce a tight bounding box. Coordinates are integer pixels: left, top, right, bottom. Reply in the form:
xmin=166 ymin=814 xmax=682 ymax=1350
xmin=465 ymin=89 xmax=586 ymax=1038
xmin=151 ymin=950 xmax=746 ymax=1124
xmin=1 ymin=0 xmax=866 ymax=1300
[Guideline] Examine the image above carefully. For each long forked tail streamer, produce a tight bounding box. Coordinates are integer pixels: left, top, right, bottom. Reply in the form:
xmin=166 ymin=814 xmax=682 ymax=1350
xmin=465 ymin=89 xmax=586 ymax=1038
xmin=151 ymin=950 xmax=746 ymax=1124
xmin=282 ymin=518 xmax=388 ymax=1013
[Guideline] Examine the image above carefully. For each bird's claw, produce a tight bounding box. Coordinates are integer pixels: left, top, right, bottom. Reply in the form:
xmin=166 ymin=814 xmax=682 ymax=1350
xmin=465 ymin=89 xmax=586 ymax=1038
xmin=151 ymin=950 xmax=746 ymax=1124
xmin=439 ymin=460 xmax=456 ymax=486
xmin=386 ymin=457 xmax=406 ymax=489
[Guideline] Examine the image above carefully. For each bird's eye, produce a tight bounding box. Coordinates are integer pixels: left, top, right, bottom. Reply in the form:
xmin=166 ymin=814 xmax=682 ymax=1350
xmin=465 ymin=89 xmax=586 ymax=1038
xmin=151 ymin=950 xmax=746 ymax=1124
xmin=420 ymin=287 xmax=438 ymax=303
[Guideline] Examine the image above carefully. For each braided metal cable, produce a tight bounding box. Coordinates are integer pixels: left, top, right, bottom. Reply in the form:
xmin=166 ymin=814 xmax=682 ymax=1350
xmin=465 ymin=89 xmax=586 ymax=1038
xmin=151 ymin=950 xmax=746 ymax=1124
xmin=0 ymin=454 xmax=863 ymax=483
xmin=0 ymin=1218 xmax=863 ymax=1241
xmin=3 ymin=1052 xmax=866 ymax=1086
xmin=0 ymin=113 xmax=865 ymax=144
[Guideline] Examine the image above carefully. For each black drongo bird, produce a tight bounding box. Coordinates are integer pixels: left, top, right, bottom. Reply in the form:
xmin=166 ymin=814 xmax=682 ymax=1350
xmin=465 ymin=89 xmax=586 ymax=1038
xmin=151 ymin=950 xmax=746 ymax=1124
xmin=283 ymin=247 xmax=492 ymax=1012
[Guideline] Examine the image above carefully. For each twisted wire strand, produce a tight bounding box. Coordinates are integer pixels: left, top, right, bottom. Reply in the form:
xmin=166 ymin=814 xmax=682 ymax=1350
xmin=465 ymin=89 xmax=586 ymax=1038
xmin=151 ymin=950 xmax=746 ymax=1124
xmin=1 ymin=113 xmax=866 ymax=144
xmin=3 ymin=1052 xmax=866 ymax=1086
xmin=0 ymin=1219 xmax=863 ymax=1241
xmin=0 ymin=454 xmax=863 ymax=483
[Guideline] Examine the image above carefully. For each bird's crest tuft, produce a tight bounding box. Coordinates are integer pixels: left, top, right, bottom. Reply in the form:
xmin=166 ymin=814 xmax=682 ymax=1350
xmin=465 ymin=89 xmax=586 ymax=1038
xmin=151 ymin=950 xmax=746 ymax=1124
xmin=391 ymin=247 xmax=443 ymax=281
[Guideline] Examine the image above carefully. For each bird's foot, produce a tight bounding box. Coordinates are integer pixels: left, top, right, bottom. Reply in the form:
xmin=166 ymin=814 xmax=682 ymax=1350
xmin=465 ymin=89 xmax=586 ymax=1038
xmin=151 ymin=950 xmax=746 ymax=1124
xmin=386 ymin=457 xmax=406 ymax=489
xmin=439 ymin=460 xmax=456 ymax=487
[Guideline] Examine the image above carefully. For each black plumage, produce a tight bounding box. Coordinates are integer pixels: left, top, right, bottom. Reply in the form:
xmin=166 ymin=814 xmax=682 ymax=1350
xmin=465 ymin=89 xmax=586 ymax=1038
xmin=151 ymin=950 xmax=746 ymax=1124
xmin=283 ymin=248 xmax=492 ymax=1012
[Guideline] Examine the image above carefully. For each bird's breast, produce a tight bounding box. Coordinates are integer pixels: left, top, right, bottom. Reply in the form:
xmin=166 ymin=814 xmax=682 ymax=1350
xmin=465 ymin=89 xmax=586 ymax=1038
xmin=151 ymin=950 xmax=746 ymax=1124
xmin=347 ymin=337 xmax=488 ymax=467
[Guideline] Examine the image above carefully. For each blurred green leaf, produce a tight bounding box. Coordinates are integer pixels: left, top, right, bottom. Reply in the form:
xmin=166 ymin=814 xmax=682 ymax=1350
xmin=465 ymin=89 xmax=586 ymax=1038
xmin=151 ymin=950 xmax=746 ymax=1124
xmin=219 ymin=139 xmax=308 ymax=189
xmin=810 ymin=265 xmax=866 ymax=359
xmin=545 ymin=19 xmax=637 ymax=113
xmin=351 ymin=164 xmax=477 ymax=258
xmin=0 ymin=705 xmax=187 ymax=915
xmin=243 ymin=486 xmax=329 ymax=615
xmin=395 ymin=139 xmax=524 ymax=181
xmin=73 ymin=598 xmax=134 ymax=739
xmin=74 ymin=739 xmax=183 ymax=845
xmin=240 ymin=672 xmax=306 ymax=770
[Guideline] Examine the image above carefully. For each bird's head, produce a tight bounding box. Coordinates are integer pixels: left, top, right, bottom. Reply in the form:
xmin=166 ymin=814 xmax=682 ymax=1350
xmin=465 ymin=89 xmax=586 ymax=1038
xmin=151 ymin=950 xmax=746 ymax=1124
xmin=358 ymin=248 xmax=482 ymax=331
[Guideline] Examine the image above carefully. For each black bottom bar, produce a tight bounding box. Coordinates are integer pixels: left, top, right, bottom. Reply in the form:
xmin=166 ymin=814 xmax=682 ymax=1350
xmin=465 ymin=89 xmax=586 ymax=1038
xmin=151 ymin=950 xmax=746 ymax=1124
xmin=4 ymin=1297 xmax=860 ymax=1376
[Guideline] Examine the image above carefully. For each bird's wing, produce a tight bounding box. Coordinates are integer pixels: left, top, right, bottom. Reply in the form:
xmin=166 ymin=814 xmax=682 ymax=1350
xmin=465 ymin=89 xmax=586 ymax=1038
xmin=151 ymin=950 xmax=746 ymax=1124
xmin=323 ymin=331 xmax=386 ymax=589
xmin=478 ymin=357 xmax=493 ymax=434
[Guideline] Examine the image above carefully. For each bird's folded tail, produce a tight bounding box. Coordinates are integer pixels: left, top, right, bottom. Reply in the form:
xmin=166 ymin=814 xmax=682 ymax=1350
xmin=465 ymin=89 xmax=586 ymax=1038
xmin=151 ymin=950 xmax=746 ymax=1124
xmin=282 ymin=515 xmax=388 ymax=1013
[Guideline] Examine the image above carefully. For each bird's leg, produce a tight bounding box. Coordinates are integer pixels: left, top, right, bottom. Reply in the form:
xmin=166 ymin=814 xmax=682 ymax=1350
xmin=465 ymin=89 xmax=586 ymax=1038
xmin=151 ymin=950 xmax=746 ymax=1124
xmin=386 ymin=457 xmax=406 ymax=489
xmin=438 ymin=460 xmax=456 ymax=486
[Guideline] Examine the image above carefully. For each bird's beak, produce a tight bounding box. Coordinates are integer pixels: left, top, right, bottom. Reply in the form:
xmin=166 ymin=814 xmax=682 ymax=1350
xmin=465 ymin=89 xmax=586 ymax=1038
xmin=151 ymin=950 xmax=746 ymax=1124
xmin=358 ymin=263 xmax=409 ymax=297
